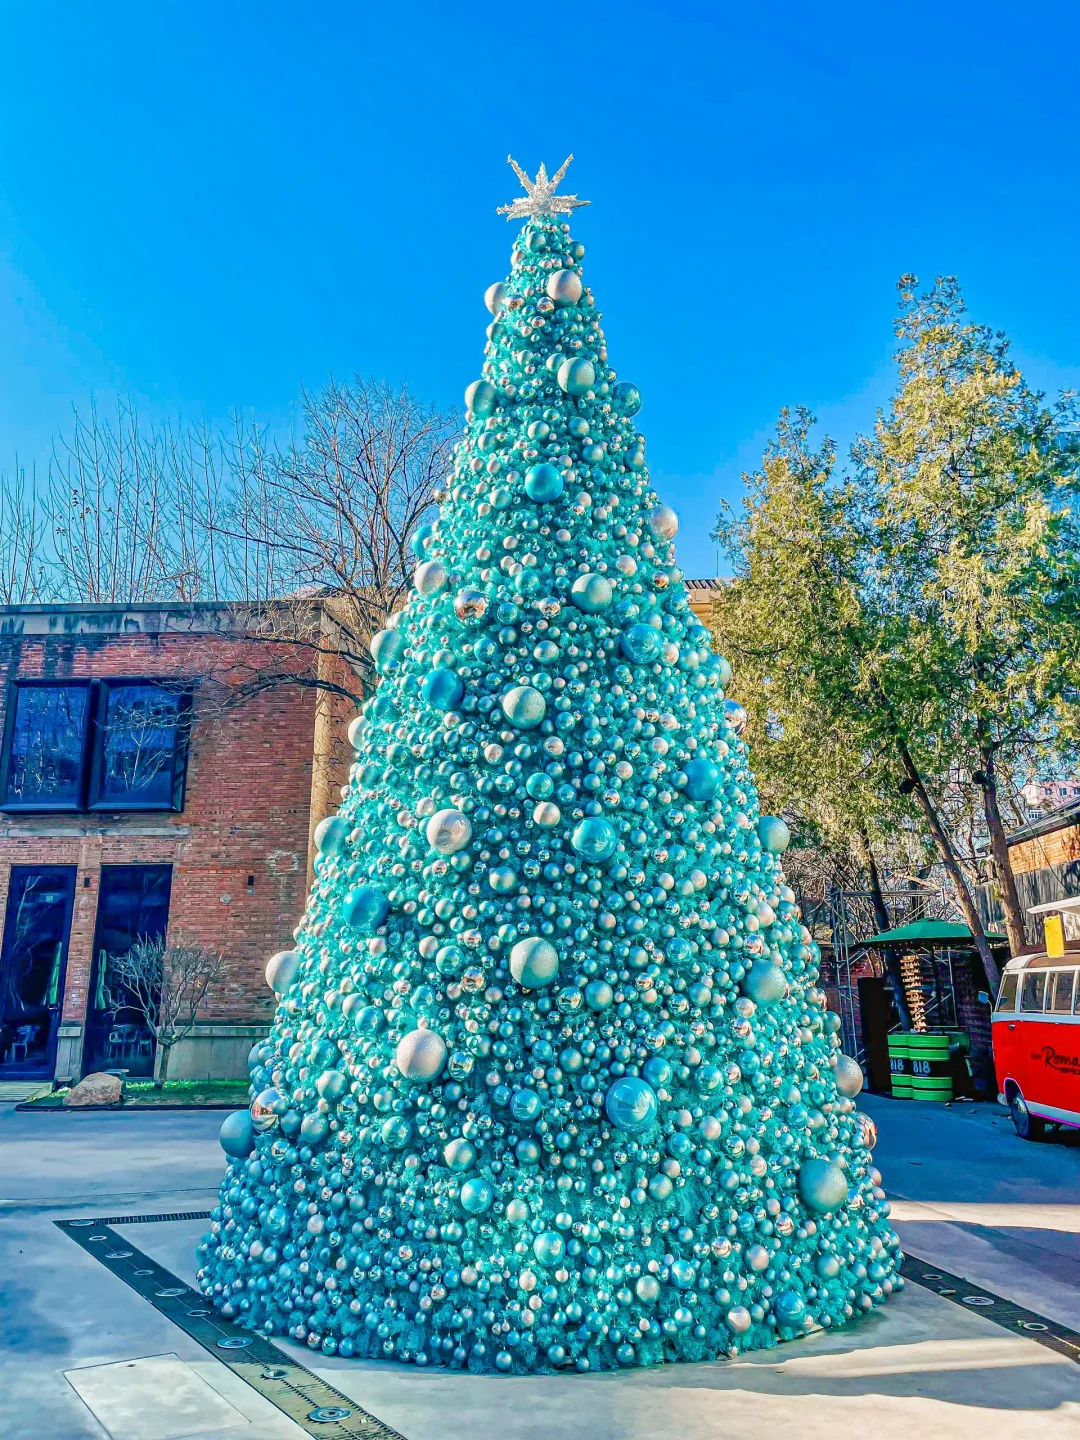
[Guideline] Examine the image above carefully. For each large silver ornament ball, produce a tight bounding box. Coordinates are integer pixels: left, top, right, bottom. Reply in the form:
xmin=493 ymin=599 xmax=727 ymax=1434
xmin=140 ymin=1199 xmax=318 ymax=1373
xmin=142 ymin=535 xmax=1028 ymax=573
xmin=485 ymin=282 xmax=508 ymax=314
xmin=833 ymin=1054 xmax=865 ymax=1099
xmin=426 ymin=808 xmax=472 ymax=855
xmin=265 ymin=949 xmax=301 ymax=994
xmin=510 ymin=936 xmax=560 ymax=989
xmin=546 ymin=269 xmax=583 ymax=307
xmin=649 ymin=503 xmax=679 ymax=540
xmin=395 ymin=1028 xmax=447 ymax=1082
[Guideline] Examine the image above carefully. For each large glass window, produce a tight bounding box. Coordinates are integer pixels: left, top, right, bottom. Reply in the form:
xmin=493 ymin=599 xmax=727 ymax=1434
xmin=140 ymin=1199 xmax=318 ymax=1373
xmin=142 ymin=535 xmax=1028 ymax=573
xmin=91 ymin=683 xmax=188 ymax=810
xmin=1 ymin=679 xmax=189 ymax=813
xmin=2 ymin=685 xmax=90 ymax=809
xmin=84 ymin=864 xmax=173 ymax=1077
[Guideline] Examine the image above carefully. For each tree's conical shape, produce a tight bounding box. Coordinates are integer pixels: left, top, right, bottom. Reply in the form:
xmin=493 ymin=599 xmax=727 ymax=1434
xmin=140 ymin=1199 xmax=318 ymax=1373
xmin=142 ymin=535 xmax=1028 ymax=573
xmin=199 ymin=194 xmax=902 ymax=1374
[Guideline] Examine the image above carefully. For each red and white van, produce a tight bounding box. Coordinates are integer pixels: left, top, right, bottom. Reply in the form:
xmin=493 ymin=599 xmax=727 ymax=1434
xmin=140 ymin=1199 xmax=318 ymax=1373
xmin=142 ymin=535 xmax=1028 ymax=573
xmin=993 ymin=896 xmax=1080 ymax=1140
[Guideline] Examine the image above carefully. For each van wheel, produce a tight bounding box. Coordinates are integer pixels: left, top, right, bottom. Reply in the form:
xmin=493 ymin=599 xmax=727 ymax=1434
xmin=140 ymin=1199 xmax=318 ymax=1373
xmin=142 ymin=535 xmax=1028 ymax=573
xmin=1009 ymin=1090 xmax=1046 ymax=1141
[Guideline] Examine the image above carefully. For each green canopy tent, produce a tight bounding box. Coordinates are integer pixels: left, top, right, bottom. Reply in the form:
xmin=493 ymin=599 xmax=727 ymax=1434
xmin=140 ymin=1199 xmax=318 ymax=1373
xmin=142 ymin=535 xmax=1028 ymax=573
xmin=859 ymin=919 xmax=1007 ymax=947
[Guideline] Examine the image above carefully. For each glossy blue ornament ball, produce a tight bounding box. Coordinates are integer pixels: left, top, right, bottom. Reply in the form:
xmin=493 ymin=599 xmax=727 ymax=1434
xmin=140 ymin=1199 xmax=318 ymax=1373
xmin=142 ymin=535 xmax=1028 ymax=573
xmin=773 ymin=1292 xmax=806 ymax=1328
xmin=758 ymin=815 xmax=791 ymax=853
xmin=219 ymin=1110 xmax=255 ymax=1158
xmin=620 ymin=623 xmax=663 ymax=664
xmin=682 ymin=757 xmax=721 ymax=802
xmin=604 ymin=1076 xmax=659 ymax=1133
xmin=571 ymin=816 xmax=618 ymax=862
xmin=460 ymin=1177 xmax=494 ymax=1214
xmin=533 ymin=1231 xmax=565 ymax=1266
xmin=510 ymin=936 xmax=560 ymax=988
xmin=343 ymin=885 xmax=389 ymax=933
xmin=524 ymin=462 xmax=564 ymax=503
xmin=798 ymin=1157 xmax=849 ymax=1214
xmin=410 ymin=523 xmax=434 ymax=558
xmin=611 ymin=380 xmax=642 ymax=416
xmin=422 ymin=668 xmax=464 ymax=711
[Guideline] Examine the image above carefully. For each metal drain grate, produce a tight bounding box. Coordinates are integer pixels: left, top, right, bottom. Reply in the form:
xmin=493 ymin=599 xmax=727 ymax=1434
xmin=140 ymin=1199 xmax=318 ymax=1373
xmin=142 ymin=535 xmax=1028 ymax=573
xmin=902 ymin=1251 xmax=1080 ymax=1365
xmin=57 ymin=1214 xmax=406 ymax=1440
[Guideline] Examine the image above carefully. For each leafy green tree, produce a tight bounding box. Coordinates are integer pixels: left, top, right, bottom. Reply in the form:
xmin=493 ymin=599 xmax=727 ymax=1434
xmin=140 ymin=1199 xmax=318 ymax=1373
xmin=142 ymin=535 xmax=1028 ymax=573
xmin=859 ymin=277 xmax=1080 ymax=955
xmin=711 ymin=407 xmax=1003 ymax=994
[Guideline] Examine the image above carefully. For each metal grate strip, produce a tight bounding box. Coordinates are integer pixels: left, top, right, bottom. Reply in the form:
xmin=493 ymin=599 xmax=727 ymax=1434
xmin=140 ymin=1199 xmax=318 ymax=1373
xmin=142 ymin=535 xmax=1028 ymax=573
xmin=57 ymin=1214 xmax=407 ymax=1440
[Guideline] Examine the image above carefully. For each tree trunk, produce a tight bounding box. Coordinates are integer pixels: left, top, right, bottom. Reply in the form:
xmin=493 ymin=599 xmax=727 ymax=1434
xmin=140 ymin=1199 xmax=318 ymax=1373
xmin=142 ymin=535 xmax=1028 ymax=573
xmin=154 ymin=1040 xmax=172 ymax=1089
xmin=858 ymin=827 xmax=912 ymax=1029
xmin=895 ymin=742 xmax=1001 ymax=995
xmin=978 ymin=746 xmax=1027 ymax=957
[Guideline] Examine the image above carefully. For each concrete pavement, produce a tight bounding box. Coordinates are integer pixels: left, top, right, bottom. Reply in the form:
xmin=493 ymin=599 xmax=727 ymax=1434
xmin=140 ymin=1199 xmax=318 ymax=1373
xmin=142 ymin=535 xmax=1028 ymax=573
xmin=3 ymin=1096 xmax=1079 ymax=1439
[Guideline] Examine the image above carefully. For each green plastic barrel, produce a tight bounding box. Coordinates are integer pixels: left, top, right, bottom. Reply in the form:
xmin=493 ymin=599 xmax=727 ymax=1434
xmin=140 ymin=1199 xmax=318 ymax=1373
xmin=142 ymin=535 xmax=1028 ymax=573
xmin=908 ymin=1032 xmax=953 ymax=1102
xmin=888 ymin=1033 xmax=911 ymax=1099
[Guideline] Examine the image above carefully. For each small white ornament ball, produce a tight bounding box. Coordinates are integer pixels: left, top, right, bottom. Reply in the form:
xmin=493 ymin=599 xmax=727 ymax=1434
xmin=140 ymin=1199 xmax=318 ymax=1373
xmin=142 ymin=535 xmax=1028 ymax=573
xmin=485 ymin=282 xmax=508 ymax=314
xmin=396 ymin=1028 xmax=447 ymax=1082
xmin=426 ymin=808 xmax=472 ymax=855
xmin=833 ymin=1054 xmax=865 ymax=1099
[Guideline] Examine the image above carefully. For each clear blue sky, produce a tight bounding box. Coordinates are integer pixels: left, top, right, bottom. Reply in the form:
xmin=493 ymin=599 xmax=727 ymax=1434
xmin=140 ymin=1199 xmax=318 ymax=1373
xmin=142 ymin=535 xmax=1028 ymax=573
xmin=2 ymin=2 xmax=1078 ymax=580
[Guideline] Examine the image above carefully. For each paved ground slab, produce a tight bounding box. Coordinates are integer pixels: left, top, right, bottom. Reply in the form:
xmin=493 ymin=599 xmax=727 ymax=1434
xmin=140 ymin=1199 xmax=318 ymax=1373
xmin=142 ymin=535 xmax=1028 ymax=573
xmin=4 ymin=1097 xmax=1080 ymax=1439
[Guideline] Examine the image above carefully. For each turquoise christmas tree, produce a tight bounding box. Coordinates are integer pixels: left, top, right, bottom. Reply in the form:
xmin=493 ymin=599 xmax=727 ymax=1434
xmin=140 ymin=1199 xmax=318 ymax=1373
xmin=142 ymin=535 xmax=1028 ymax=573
xmin=199 ymin=157 xmax=902 ymax=1374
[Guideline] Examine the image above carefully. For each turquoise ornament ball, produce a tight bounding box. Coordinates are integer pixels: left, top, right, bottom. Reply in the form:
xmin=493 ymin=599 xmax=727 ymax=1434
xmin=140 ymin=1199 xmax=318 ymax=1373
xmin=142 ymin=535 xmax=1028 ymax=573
xmin=460 ymin=1177 xmax=494 ymax=1214
xmin=611 ymin=380 xmax=642 ymax=416
xmin=410 ymin=523 xmax=434 ymax=558
xmin=369 ymin=627 xmax=406 ymax=674
xmin=620 ymin=624 xmax=663 ymax=664
xmin=219 ymin=1110 xmax=255 ymax=1158
xmin=682 ymin=758 xmax=721 ymax=803
xmin=533 ymin=1230 xmax=565 ymax=1265
xmin=571 ymin=573 xmax=613 ymax=613
xmin=316 ymin=1069 xmax=349 ymax=1102
xmin=510 ymin=936 xmax=560 ymax=988
xmin=313 ymin=814 xmax=349 ymax=855
xmin=758 ymin=815 xmax=791 ymax=853
xmin=604 ymin=1076 xmax=658 ymax=1133
xmin=715 ymin=655 xmax=733 ymax=687
xmin=571 ymin=816 xmax=618 ymax=862
xmin=501 ymin=685 xmax=547 ymax=729
xmin=422 ymin=668 xmax=464 ymax=711
xmin=524 ymin=463 xmax=564 ymax=503
xmin=444 ymin=1138 xmax=476 ymax=1170
xmin=798 ymin=1157 xmax=849 ymax=1214
xmin=465 ymin=378 xmax=497 ymax=415
xmin=742 ymin=960 xmax=788 ymax=1005
xmin=510 ymin=1087 xmax=543 ymax=1121
xmin=557 ymin=357 xmax=595 ymax=396
xmin=343 ymin=885 xmax=389 ymax=933
xmin=487 ymin=865 xmax=517 ymax=893
xmin=774 ymin=1292 xmax=807 ymax=1327
xmin=381 ymin=1116 xmax=411 ymax=1149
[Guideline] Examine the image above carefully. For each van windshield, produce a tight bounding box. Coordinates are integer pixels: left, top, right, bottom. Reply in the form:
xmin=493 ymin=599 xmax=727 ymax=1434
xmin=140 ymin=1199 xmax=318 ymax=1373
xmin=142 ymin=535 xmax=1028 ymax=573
xmin=995 ymin=973 xmax=1018 ymax=1012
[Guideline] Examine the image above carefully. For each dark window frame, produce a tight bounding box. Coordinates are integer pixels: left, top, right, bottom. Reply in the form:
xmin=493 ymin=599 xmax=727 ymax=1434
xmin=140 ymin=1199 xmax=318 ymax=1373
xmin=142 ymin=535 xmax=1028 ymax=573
xmin=0 ymin=679 xmax=94 ymax=813
xmin=0 ymin=677 xmax=191 ymax=815
xmin=86 ymin=679 xmax=192 ymax=813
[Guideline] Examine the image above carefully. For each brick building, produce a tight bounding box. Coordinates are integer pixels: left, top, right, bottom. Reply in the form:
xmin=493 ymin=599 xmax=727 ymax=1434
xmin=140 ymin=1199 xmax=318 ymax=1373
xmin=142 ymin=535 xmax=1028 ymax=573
xmin=0 ymin=601 xmax=354 ymax=1085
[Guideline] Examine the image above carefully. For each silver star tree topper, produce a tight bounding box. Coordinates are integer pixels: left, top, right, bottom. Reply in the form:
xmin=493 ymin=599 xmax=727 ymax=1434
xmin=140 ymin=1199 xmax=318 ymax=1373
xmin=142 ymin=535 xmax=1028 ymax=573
xmin=497 ymin=155 xmax=590 ymax=220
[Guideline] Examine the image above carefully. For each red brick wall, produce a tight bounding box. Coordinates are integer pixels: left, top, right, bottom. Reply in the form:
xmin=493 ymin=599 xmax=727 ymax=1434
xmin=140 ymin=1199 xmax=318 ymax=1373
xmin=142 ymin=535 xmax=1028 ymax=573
xmin=0 ymin=629 xmax=324 ymax=1033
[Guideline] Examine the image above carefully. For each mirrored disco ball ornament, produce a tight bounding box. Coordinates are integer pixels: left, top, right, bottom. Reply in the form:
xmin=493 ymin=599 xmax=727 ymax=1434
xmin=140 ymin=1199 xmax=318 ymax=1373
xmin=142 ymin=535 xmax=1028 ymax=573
xmin=198 ymin=156 xmax=900 ymax=1378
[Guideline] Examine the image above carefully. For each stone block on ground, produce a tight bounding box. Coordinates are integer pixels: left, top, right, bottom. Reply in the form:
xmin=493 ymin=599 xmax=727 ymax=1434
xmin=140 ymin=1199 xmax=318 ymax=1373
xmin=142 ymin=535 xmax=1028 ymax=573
xmin=64 ymin=1072 xmax=123 ymax=1107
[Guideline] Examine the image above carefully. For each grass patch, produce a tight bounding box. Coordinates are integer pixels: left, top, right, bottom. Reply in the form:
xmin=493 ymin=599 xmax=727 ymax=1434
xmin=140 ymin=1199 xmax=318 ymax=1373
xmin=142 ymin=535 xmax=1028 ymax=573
xmin=23 ymin=1078 xmax=251 ymax=1109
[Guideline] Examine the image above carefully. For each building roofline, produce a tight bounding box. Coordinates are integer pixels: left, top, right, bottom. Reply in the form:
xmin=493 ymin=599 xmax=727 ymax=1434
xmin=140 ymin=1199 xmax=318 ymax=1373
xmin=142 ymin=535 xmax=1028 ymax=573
xmin=1006 ymin=797 xmax=1080 ymax=846
xmin=0 ymin=598 xmax=318 ymax=639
